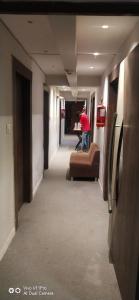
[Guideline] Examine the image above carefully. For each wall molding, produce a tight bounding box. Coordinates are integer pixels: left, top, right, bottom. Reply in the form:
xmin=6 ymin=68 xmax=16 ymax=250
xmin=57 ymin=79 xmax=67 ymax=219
xmin=33 ymin=175 xmax=43 ymax=197
xmin=0 ymin=227 xmax=15 ymax=261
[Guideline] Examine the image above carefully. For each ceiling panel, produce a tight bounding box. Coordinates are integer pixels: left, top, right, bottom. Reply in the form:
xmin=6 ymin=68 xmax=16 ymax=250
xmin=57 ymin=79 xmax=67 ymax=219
xmin=0 ymin=14 xmax=139 ymax=84
xmin=77 ymin=54 xmax=114 ymax=75
xmin=48 ymin=15 xmax=77 ymax=88
xmin=60 ymin=90 xmax=73 ymax=100
xmin=77 ymin=16 xmax=139 ymax=53
xmin=0 ymin=15 xmax=59 ymax=54
xmin=32 ymin=54 xmax=65 ymax=74
xmin=77 ymin=90 xmax=91 ymax=98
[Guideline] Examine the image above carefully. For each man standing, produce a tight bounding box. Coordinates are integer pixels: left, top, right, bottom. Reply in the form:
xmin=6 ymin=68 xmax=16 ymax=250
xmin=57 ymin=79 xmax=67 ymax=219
xmin=80 ymin=106 xmax=91 ymax=151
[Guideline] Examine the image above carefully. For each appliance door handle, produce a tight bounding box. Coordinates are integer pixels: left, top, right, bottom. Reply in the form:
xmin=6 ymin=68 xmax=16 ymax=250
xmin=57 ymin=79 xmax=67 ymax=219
xmin=115 ymin=122 xmax=123 ymax=204
xmin=108 ymin=113 xmax=117 ymax=213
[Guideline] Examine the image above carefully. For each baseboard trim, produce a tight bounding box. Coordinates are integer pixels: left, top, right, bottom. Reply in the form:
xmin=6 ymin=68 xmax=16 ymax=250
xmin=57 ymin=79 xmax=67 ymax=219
xmin=98 ymin=178 xmax=103 ymax=193
xmin=33 ymin=175 xmax=43 ymax=197
xmin=0 ymin=227 xmax=15 ymax=261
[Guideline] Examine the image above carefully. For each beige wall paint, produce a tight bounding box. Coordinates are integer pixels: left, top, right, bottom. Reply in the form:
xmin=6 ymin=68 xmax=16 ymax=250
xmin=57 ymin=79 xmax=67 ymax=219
xmin=0 ymin=21 xmax=45 ymax=260
xmin=32 ymin=62 xmax=45 ymax=194
xmin=105 ymin=20 xmax=139 ymax=79
xmin=49 ymin=87 xmax=60 ymax=163
xmin=94 ymin=79 xmax=109 ymax=189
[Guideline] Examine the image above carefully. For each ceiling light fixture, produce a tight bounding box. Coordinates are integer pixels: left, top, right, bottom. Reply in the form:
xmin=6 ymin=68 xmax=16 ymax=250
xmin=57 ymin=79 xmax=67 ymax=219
xmin=89 ymin=66 xmax=94 ymax=69
xmin=27 ymin=20 xmax=33 ymax=24
xmin=102 ymin=25 xmax=109 ymax=29
xmin=94 ymin=52 xmax=100 ymax=56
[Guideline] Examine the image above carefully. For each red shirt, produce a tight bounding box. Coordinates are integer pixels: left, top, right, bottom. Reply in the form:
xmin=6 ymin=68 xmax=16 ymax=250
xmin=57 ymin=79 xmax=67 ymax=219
xmin=80 ymin=113 xmax=90 ymax=132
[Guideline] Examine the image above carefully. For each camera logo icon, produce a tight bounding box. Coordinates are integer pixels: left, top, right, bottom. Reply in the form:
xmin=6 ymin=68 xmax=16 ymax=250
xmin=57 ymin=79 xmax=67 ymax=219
xmin=8 ymin=288 xmax=14 ymax=294
xmin=8 ymin=287 xmax=21 ymax=294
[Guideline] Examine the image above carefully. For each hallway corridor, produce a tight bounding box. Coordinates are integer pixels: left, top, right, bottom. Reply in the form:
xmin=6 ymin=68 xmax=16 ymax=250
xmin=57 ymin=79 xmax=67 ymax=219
xmin=0 ymin=148 xmax=121 ymax=300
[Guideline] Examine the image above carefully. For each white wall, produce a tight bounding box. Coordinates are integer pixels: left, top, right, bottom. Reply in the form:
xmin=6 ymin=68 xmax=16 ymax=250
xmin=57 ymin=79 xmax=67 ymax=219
xmin=93 ymin=89 xmax=99 ymax=144
xmin=94 ymin=79 xmax=109 ymax=190
xmin=49 ymin=87 xmax=60 ymax=163
xmin=105 ymin=20 xmax=139 ymax=79
xmin=32 ymin=62 xmax=45 ymax=195
xmin=96 ymin=20 xmax=139 ymax=193
xmin=0 ymin=21 xmax=45 ymax=260
xmin=61 ymin=118 xmax=66 ymax=145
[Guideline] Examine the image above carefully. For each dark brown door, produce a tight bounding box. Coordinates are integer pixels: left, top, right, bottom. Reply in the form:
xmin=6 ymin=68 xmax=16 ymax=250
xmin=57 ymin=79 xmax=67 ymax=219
xmin=136 ymin=263 xmax=139 ymax=300
xmin=15 ymin=73 xmax=25 ymax=210
xmin=103 ymin=73 xmax=119 ymax=201
xmin=43 ymin=90 xmax=49 ymax=170
xmin=110 ymin=45 xmax=139 ymax=300
xmin=13 ymin=57 xmax=32 ymax=228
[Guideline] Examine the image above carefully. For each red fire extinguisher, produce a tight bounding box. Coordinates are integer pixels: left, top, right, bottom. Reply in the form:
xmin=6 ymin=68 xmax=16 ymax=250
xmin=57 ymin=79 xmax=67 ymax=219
xmin=96 ymin=104 xmax=106 ymax=127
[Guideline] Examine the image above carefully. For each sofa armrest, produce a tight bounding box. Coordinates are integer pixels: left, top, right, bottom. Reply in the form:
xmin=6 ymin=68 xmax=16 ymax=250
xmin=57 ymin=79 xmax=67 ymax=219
xmin=91 ymin=151 xmax=100 ymax=165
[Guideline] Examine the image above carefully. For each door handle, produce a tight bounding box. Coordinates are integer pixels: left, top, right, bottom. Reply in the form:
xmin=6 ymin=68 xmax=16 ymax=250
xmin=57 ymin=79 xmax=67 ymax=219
xmin=115 ymin=122 xmax=123 ymax=205
xmin=108 ymin=113 xmax=117 ymax=213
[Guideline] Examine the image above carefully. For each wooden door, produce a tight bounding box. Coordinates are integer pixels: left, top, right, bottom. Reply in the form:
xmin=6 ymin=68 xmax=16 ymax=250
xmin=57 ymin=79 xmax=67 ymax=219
xmin=110 ymin=45 xmax=139 ymax=300
xmin=43 ymin=90 xmax=49 ymax=170
xmin=13 ymin=57 xmax=32 ymax=228
xmin=15 ymin=73 xmax=25 ymax=210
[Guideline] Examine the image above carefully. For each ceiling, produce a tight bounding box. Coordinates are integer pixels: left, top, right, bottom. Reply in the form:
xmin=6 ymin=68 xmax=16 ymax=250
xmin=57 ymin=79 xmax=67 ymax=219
xmin=0 ymin=14 xmax=139 ymax=99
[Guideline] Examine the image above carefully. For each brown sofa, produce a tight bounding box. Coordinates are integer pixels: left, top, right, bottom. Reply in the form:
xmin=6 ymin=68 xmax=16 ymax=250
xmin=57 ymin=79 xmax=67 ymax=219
xmin=69 ymin=143 xmax=100 ymax=179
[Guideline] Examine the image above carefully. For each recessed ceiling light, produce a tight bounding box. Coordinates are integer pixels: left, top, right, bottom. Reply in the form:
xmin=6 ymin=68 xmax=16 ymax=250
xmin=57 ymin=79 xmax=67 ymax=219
xmin=89 ymin=66 xmax=94 ymax=69
xmin=102 ymin=25 xmax=109 ymax=29
xmin=94 ymin=52 xmax=100 ymax=56
xmin=27 ymin=20 xmax=33 ymax=24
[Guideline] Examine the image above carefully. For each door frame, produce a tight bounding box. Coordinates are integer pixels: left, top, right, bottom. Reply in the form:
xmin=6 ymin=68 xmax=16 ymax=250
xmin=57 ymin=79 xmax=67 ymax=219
xmin=43 ymin=89 xmax=49 ymax=170
xmin=12 ymin=56 xmax=32 ymax=228
xmin=90 ymin=93 xmax=95 ymax=143
xmin=59 ymin=99 xmax=61 ymax=145
xmin=103 ymin=66 xmax=119 ymax=201
xmin=64 ymin=100 xmax=85 ymax=135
